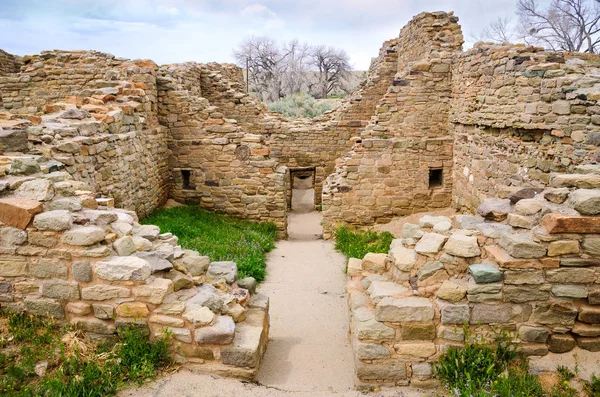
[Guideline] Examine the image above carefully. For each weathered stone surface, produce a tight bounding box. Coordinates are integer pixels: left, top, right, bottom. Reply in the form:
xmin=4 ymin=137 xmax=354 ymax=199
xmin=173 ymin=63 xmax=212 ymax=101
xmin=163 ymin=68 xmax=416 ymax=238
xmin=576 ymin=337 xmax=600 ymax=352
xmin=182 ymin=254 xmax=210 ymax=276
xmin=504 ymin=285 xmax=549 ymax=302
xmin=415 ymin=233 xmax=447 ymax=255
xmin=486 ymin=246 xmax=558 ymax=269
xmin=221 ymin=324 xmax=264 ymax=368
xmin=0 ymin=255 xmax=28 ymax=276
xmin=206 ymin=261 xmax=238 ymax=283
xmin=356 ymin=342 xmax=390 ymax=360
xmin=72 ymin=317 xmax=115 ymax=335
xmin=361 ymin=253 xmax=389 ymax=273
xmin=583 ymin=236 xmax=600 ymax=256
xmin=572 ymin=322 xmax=600 ymax=337
xmin=346 ymin=257 xmax=362 ymax=276
xmin=444 ymin=233 xmax=481 ymax=257
xmin=136 ymin=252 xmax=173 ymax=273
xmin=547 ymin=240 xmax=579 ymax=256
xmin=15 ymin=179 xmax=54 ymax=201
xmin=552 ymin=284 xmax=588 ymax=298
xmin=544 ymin=188 xmax=570 ymax=204
xmin=503 ymin=270 xmax=544 ymax=285
xmin=355 ymin=360 xmax=406 ymax=381
xmin=66 ymin=302 xmax=92 ymax=316
xmin=0 ymin=129 xmax=27 ymax=153
xmin=456 ymin=214 xmax=485 ymax=230
xmin=471 ymin=303 xmax=532 ymax=324
xmin=0 ymin=198 xmax=43 ymax=229
xmin=402 ymin=223 xmax=423 ymax=239
xmin=8 ymin=157 xmax=40 ymax=175
xmin=95 ymin=256 xmax=151 ymax=281
xmin=570 ymin=189 xmax=600 ymax=215
xmin=135 ymin=225 xmax=160 ymax=241
xmin=477 ymin=198 xmax=512 ymax=221
xmin=132 ymin=236 xmax=153 ymax=251
xmin=149 ymin=315 xmax=184 ymax=327
xmin=394 ymin=342 xmax=436 ymax=358
xmin=579 ymin=305 xmax=600 ymax=324
xmin=113 ymin=236 xmax=136 ymax=256
xmin=500 ymin=233 xmax=547 ymax=259
xmin=515 ymin=199 xmax=546 ymax=215
xmin=518 ymin=325 xmax=548 ymax=343
xmin=548 ymin=334 xmax=576 ymax=353
xmin=400 ymin=322 xmax=435 ymax=340
xmin=41 ymin=279 xmax=79 ymax=299
xmin=133 ymin=278 xmax=173 ymax=304
xmin=441 ymin=304 xmax=470 ymax=324
xmin=194 ymin=315 xmax=235 ymax=344
xmin=436 ymin=280 xmax=467 ymax=302
xmin=353 ymin=308 xmax=396 ymax=340
xmin=469 ymin=264 xmax=502 ymax=283
xmin=368 ymin=281 xmax=408 ymax=303
xmin=81 ymin=285 xmax=130 ymax=300
xmin=33 ymin=210 xmax=72 ymax=231
xmin=532 ymin=303 xmax=577 ymax=326
xmin=417 ymin=261 xmax=444 ymax=280
xmin=46 ymin=197 xmax=82 ymax=212
xmin=508 ymin=188 xmax=543 ymax=203
xmin=438 ymin=325 xmax=465 ymax=342
xmin=237 ymin=277 xmax=257 ymax=294
xmin=546 ymin=268 xmax=595 ymax=284
xmin=184 ymin=306 xmax=215 ymax=327
xmin=0 ymin=226 xmax=27 ymax=246
xmin=376 ymin=297 xmax=434 ymax=322
xmin=390 ymin=246 xmax=416 ymax=271
xmin=551 ymin=174 xmax=600 ymax=189
xmin=29 ymin=258 xmax=67 ymax=279
xmin=542 ymin=213 xmax=600 ymax=234
xmin=24 ymin=297 xmax=64 ymax=318
xmin=166 ymin=269 xmax=194 ymax=291
xmin=419 ymin=215 xmax=451 ymax=228
xmin=72 ymin=260 xmax=92 ymax=282
xmin=93 ymin=304 xmax=114 ymax=319
xmin=62 ymin=226 xmax=105 ymax=246
xmin=477 ymin=222 xmax=513 ymax=238
xmin=116 ymin=302 xmax=149 ymax=318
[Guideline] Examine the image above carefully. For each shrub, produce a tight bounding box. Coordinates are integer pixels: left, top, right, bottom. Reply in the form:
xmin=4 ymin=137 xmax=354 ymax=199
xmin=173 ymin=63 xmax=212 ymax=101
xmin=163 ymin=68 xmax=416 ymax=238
xmin=334 ymin=226 xmax=394 ymax=259
xmin=268 ymin=92 xmax=332 ymax=118
xmin=585 ymin=373 xmax=600 ymax=397
xmin=142 ymin=206 xmax=277 ymax=281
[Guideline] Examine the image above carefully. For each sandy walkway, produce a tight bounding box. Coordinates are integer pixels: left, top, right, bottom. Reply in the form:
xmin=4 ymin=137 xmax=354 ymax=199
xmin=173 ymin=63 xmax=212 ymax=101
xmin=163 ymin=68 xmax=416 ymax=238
xmin=255 ymin=210 xmax=354 ymax=392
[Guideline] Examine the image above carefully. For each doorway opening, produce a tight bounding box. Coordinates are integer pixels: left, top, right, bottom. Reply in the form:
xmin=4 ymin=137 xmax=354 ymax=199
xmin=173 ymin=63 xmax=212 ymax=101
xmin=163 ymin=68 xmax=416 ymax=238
xmin=290 ymin=167 xmax=316 ymax=213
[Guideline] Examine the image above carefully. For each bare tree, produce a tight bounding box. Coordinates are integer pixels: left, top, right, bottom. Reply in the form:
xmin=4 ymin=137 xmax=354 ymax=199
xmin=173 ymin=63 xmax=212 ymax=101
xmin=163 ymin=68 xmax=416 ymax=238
xmin=473 ymin=16 xmax=515 ymax=43
xmin=517 ymin=0 xmax=600 ymax=53
xmin=308 ymin=45 xmax=352 ymax=99
xmin=280 ymin=39 xmax=310 ymax=96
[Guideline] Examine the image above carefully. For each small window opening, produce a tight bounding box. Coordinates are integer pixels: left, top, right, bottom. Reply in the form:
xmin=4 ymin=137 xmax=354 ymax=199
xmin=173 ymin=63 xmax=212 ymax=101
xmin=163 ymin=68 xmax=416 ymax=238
xmin=429 ymin=168 xmax=443 ymax=188
xmin=181 ymin=170 xmax=194 ymax=190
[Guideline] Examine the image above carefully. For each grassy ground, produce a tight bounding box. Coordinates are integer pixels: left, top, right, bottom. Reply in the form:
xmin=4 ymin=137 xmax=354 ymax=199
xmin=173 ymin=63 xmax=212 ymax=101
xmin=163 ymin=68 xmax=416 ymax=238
xmin=0 ymin=310 xmax=171 ymax=397
xmin=334 ymin=226 xmax=394 ymax=260
xmin=142 ymin=206 xmax=278 ymax=282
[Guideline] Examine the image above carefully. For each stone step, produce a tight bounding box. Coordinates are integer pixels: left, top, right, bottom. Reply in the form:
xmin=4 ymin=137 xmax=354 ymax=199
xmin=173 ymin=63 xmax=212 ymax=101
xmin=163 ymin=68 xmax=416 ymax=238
xmin=367 ymin=281 xmax=409 ymax=303
xmin=375 ymin=297 xmax=434 ymax=323
xmin=484 ymin=246 xmax=559 ymax=269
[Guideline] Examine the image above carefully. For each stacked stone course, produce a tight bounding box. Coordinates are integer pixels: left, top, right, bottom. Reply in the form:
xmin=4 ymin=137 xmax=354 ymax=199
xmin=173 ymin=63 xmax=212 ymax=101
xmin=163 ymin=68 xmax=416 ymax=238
xmin=348 ymin=178 xmax=600 ymax=387
xmin=0 ymin=49 xmax=21 ymax=75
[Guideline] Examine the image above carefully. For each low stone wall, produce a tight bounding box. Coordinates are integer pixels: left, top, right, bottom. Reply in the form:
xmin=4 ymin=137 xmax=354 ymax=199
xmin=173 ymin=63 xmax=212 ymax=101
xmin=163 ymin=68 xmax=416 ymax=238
xmin=0 ymin=49 xmax=21 ymax=75
xmin=346 ymin=174 xmax=600 ymax=388
xmin=0 ymin=155 xmax=269 ymax=379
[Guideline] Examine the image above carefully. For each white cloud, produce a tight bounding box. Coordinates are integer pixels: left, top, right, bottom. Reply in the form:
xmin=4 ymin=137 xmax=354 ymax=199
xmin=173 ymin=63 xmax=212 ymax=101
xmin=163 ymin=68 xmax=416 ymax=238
xmin=241 ymin=3 xmax=284 ymax=30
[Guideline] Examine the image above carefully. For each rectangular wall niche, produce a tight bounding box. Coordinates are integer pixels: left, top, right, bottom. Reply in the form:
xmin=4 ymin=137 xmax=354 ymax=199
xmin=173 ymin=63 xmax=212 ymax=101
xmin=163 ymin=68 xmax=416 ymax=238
xmin=181 ymin=170 xmax=194 ymax=190
xmin=429 ymin=168 xmax=443 ymax=188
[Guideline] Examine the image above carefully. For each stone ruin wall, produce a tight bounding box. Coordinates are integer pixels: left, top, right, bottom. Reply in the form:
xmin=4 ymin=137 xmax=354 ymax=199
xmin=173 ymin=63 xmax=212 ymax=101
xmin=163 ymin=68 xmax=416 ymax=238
xmin=322 ymin=12 xmax=463 ymax=235
xmin=0 ymin=51 xmax=170 ymax=218
xmin=451 ymin=45 xmax=600 ymax=211
xmin=0 ymin=49 xmax=21 ymax=75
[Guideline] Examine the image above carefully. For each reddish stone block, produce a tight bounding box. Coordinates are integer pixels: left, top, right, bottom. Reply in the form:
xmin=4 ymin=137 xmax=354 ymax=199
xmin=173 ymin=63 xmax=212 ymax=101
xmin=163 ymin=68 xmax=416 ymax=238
xmin=541 ymin=213 xmax=600 ymax=234
xmin=0 ymin=198 xmax=43 ymax=229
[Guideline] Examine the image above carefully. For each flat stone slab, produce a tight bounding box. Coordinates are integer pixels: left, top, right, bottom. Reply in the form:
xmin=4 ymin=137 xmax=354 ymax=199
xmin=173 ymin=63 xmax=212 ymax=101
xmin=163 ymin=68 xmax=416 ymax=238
xmin=541 ymin=213 xmax=600 ymax=234
xmin=485 ymin=246 xmax=559 ymax=269
xmin=570 ymin=189 xmax=600 ymax=215
xmin=375 ymin=297 xmax=434 ymax=322
xmin=95 ymin=256 xmax=151 ymax=281
xmin=551 ymin=174 xmax=600 ymax=189
xmin=415 ymin=232 xmax=447 ymax=255
xmin=389 ymin=246 xmax=416 ymax=271
xmin=194 ymin=315 xmax=235 ymax=345
xmin=469 ymin=264 xmax=503 ymax=283
xmin=368 ymin=281 xmax=408 ymax=303
xmin=500 ymin=233 xmax=547 ymax=259
xmin=0 ymin=198 xmax=43 ymax=229
xmin=207 ymin=261 xmax=238 ymax=284
xmin=221 ymin=324 xmax=265 ymax=368
xmin=444 ymin=233 xmax=481 ymax=257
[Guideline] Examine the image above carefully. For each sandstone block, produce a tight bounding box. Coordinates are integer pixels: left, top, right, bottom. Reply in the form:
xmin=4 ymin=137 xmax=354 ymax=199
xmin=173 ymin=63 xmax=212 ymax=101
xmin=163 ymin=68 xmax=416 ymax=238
xmin=436 ymin=280 xmax=467 ymax=302
xmin=184 ymin=306 xmax=215 ymax=327
xmin=576 ymin=337 xmax=600 ymax=352
xmin=113 ymin=236 xmax=136 ymax=256
xmin=471 ymin=303 xmax=532 ymax=324
xmin=518 ymin=325 xmax=549 ymax=343
xmin=72 ymin=317 xmax=115 ymax=335
xmin=221 ymin=324 xmax=264 ymax=368
xmin=390 ymin=246 xmax=416 ymax=271
xmin=24 ymin=297 xmax=64 ymax=318
xmin=415 ymin=233 xmax=447 ymax=256
xmin=569 ymin=189 xmax=600 ymax=215
xmin=583 ymin=236 xmax=600 ymax=256
xmin=33 ymin=210 xmax=72 ymax=231
xmin=477 ymin=198 xmax=512 ymax=221
xmin=72 ymin=260 xmax=92 ymax=282
xmin=441 ymin=304 xmax=470 ymax=324
xmin=547 ymin=240 xmax=579 ymax=256
xmin=116 ymin=302 xmax=149 ymax=318
xmin=207 ymin=261 xmax=238 ymax=283
xmin=347 ymin=258 xmax=362 ymax=276
xmin=546 ymin=268 xmax=595 ymax=284
xmin=15 ymin=179 xmax=54 ymax=201
xmin=356 ymin=342 xmax=390 ymax=360
xmin=375 ymin=297 xmax=434 ymax=322
xmin=0 ymin=255 xmax=28 ymax=277
xmin=95 ymin=256 xmax=151 ymax=281
xmin=503 ymin=270 xmax=544 ymax=285
xmin=41 ymin=279 xmax=79 ymax=300
xmin=500 ymin=233 xmax=547 ymax=258
xmin=444 ymin=234 xmax=481 ymax=258
xmin=194 ymin=315 xmax=235 ymax=344
xmin=579 ymin=305 xmax=600 ymax=324
xmin=394 ymin=342 xmax=436 ymax=358
xmin=356 ymin=360 xmax=406 ymax=381
xmin=136 ymin=252 xmax=173 ymax=273
xmin=542 ymin=214 xmax=600 ymax=234
xmin=93 ymin=304 xmax=114 ymax=319
xmin=186 ymin=284 xmax=224 ymax=312
xmin=0 ymin=198 xmax=43 ymax=229
xmin=400 ymin=322 xmax=435 ymax=340
xmin=368 ymin=281 xmax=408 ymax=303
xmin=469 ymin=264 xmax=502 ymax=283
xmin=66 ymin=302 xmax=92 ymax=316
xmin=8 ymin=157 xmax=40 ymax=175
xmin=548 ymin=334 xmax=576 ymax=353
xmin=504 ymin=285 xmax=549 ymax=302
xmin=181 ymin=254 xmax=210 ymax=276
xmin=552 ymin=284 xmax=588 ymax=298
xmin=62 ymin=226 xmax=105 ymax=246
xmin=132 ymin=278 xmax=173 ymax=305
xmin=81 ymin=285 xmax=130 ymax=300
xmin=361 ymin=253 xmax=389 ymax=273
xmin=417 ymin=261 xmax=444 ymax=280
xmin=532 ymin=303 xmax=577 ymax=326
xmin=166 ymin=269 xmax=194 ymax=291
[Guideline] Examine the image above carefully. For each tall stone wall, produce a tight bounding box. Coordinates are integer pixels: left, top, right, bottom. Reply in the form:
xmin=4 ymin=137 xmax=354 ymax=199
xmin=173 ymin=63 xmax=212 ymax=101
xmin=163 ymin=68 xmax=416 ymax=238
xmin=0 ymin=49 xmax=21 ymax=75
xmin=451 ymin=44 xmax=600 ymax=211
xmin=322 ymin=12 xmax=463 ymax=236
xmin=0 ymin=50 xmax=170 ymax=218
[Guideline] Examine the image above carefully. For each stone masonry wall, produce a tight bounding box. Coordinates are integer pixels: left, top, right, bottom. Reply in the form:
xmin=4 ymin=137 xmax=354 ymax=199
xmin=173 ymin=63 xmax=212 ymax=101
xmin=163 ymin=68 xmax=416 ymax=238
xmin=0 ymin=154 xmax=269 ymax=379
xmin=0 ymin=49 xmax=21 ymax=75
xmin=0 ymin=51 xmax=170 ymax=218
xmin=322 ymin=12 xmax=463 ymax=236
xmin=347 ymin=180 xmax=600 ymax=388
xmin=451 ymin=44 xmax=600 ymax=211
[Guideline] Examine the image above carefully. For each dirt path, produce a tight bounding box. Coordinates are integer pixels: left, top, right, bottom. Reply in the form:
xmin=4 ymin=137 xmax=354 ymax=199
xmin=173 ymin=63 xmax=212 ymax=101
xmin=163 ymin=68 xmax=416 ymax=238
xmin=255 ymin=210 xmax=354 ymax=392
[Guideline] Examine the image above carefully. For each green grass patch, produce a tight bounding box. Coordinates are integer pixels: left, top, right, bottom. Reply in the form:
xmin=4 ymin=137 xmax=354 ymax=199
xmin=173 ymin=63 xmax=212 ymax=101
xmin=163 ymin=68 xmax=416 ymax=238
xmin=142 ymin=206 xmax=278 ymax=282
xmin=268 ymin=92 xmax=333 ymax=118
xmin=0 ymin=310 xmax=172 ymax=397
xmin=334 ymin=226 xmax=394 ymax=259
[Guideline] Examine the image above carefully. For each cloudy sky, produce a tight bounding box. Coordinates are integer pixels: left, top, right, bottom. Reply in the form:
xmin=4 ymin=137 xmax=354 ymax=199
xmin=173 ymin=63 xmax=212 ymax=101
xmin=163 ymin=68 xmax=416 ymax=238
xmin=0 ymin=0 xmax=518 ymax=70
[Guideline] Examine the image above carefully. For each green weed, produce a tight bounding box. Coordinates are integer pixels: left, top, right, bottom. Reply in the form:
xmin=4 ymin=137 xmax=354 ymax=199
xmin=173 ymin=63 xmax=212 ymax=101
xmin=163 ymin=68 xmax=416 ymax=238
xmin=334 ymin=226 xmax=394 ymax=259
xmin=584 ymin=373 xmax=600 ymax=397
xmin=268 ymin=92 xmax=332 ymax=118
xmin=142 ymin=206 xmax=277 ymax=281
